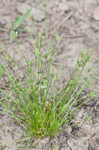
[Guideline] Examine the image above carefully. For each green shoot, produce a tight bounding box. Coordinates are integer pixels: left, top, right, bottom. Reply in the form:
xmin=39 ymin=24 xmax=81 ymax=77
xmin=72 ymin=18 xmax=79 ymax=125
xmin=10 ymin=8 xmax=31 ymax=41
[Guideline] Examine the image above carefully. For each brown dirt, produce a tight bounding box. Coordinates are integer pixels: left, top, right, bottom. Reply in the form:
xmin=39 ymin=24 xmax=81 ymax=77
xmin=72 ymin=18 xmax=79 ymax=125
xmin=0 ymin=0 xmax=99 ymax=149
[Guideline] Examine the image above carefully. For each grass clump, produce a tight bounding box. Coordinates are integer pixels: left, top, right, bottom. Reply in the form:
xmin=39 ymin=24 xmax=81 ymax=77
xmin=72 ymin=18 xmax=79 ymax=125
xmin=0 ymin=42 xmax=94 ymax=139
xmin=0 ymin=10 xmax=95 ymax=140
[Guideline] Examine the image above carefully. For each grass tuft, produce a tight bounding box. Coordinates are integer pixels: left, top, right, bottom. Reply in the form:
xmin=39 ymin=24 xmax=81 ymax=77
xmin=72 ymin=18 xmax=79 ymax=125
xmin=0 ymin=44 xmax=94 ymax=139
xmin=0 ymin=10 xmax=95 ymax=140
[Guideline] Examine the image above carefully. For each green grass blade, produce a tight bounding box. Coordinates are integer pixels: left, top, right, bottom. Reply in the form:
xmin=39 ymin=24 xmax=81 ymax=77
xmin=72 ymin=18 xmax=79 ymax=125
xmin=0 ymin=64 xmax=3 ymax=78
xmin=13 ymin=9 xmax=31 ymax=30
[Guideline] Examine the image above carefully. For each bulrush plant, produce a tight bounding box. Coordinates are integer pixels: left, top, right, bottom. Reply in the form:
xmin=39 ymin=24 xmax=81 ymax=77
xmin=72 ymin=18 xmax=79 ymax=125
xmin=0 ymin=9 xmax=95 ymax=140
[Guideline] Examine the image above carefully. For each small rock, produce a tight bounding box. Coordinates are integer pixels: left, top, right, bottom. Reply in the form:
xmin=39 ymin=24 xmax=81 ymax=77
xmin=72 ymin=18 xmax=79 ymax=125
xmin=34 ymin=137 xmax=49 ymax=149
xmin=94 ymin=124 xmax=99 ymax=138
xmin=17 ymin=3 xmax=45 ymax=22
xmin=63 ymin=126 xmax=72 ymax=136
xmin=59 ymin=3 xmax=70 ymax=12
xmin=67 ymin=138 xmax=88 ymax=150
xmin=0 ymin=16 xmax=12 ymax=29
xmin=93 ymin=7 xmax=99 ymax=21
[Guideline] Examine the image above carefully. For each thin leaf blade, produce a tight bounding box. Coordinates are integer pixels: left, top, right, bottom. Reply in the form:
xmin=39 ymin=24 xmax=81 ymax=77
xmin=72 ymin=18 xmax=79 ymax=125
xmin=13 ymin=8 xmax=31 ymax=30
